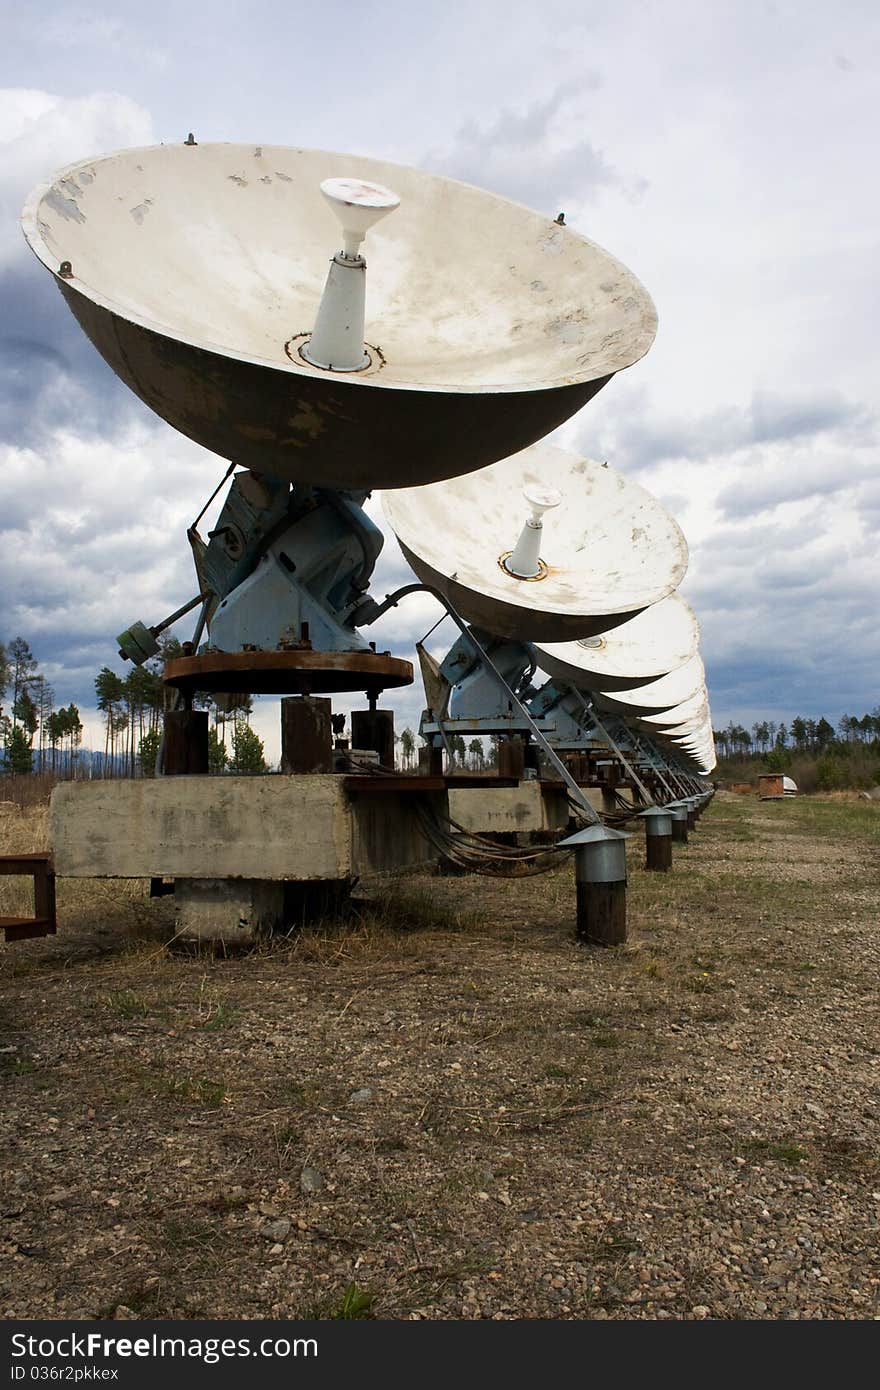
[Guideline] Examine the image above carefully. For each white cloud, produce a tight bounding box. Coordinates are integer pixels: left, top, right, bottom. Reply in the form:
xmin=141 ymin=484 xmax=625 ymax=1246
xmin=2 ymin=2 xmax=879 ymax=758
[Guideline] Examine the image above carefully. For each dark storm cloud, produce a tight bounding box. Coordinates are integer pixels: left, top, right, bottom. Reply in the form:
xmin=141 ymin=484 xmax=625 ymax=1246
xmin=0 ymin=260 xmax=148 ymax=447
xmin=696 ymin=571 xmax=880 ymax=724
xmin=707 ymin=642 xmax=879 ymax=727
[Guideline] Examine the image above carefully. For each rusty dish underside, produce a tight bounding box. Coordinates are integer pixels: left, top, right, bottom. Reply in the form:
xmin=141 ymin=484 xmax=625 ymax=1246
xmin=163 ymin=649 xmax=413 ymax=697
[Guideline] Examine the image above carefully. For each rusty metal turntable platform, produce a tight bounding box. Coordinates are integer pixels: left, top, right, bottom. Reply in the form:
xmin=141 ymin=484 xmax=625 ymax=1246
xmin=163 ymin=649 xmax=413 ymax=697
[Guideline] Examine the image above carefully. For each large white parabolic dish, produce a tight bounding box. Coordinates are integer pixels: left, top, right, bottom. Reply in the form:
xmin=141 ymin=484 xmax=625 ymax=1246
xmin=22 ymin=142 xmax=657 ymax=491
xmin=533 ymin=593 xmax=698 ymax=692
xmin=382 ymin=446 xmax=688 ymax=642
xmin=593 ymin=653 xmax=705 ymax=715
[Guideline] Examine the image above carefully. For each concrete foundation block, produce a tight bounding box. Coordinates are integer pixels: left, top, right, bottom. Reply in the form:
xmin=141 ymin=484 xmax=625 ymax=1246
xmin=51 ymin=776 xmax=351 ymax=881
xmin=174 ymin=878 xmax=285 ymax=943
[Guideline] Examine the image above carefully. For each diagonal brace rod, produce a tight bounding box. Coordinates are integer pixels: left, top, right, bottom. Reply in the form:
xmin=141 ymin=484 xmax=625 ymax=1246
xmin=368 ymin=584 xmax=600 ymax=822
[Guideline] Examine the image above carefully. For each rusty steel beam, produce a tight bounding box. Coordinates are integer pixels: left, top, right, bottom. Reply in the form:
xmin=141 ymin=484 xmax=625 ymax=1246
xmin=163 ymin=649 xmax=413 ymax=697
xmin=0 ymin=853 xmax=57 ymax=941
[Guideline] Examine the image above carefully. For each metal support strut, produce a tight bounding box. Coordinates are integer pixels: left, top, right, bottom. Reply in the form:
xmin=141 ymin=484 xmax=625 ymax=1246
xmin=367 ymin=584 xmax=600 ymax=823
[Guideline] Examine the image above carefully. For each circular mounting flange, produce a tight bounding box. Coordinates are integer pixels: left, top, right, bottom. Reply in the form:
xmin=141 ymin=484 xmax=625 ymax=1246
xmin=22 ymin=142 xmax=657 ymax=490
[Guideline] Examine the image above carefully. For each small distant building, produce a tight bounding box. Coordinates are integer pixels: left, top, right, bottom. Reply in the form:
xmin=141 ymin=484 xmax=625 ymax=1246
xmin=731 ymin=781 xmax=754 ymax=795
xmin=758 ymin=774 xmax=798 ymax=800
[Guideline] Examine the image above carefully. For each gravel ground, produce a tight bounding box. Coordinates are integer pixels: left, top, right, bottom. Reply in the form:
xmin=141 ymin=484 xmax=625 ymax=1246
xmin=1 ymin=790 xmax=878 ymax=1320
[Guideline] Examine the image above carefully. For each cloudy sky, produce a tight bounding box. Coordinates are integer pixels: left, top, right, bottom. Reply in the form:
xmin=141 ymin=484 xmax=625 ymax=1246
xmin=1 ymin=0 xmax=878 ymax=760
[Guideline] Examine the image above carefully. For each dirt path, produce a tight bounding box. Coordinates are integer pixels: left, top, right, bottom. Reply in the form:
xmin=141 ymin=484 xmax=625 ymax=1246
xmin=1 ymin=792 xmax=878 ymax=1320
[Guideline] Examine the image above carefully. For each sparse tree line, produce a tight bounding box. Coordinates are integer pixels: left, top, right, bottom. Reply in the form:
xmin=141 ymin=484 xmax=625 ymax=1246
xmin=714 ymin=710 xmax=880 ymax=791
xmin=395 ymin=729 xmax=497 ymax=771
xmin=1 ymin=635 xmax=267 ymax=778
xmin=0 ymin=636 xmax=83 ymax=776
xmin=10 ymin=626 xmax=870 ymax=788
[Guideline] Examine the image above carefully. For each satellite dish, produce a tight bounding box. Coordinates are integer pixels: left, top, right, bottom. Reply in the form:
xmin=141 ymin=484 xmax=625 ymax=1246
xmin=593 ymin=653 xmax=705 ymax=716
xmin=638 ymin=690 xmax=709 ymax=732
xmin=533 ymin=593 xmax=698 ymax=692
xmin=382 ymin=446 xmax=688 ymax=642
xmin=22 ymin=142 xmax=657 ymax=491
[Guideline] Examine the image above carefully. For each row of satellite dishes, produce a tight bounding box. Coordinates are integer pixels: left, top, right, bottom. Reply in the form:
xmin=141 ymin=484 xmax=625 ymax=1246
xmin=22 ymin=140 xmax=714 ymax=776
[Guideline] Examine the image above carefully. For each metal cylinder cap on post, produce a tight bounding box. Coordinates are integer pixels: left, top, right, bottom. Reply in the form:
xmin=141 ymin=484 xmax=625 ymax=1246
xmin=684 ymin=796 xmax=699 ymax=831
xmin=558 ymin=824 xmax=630 ymax=947
xmin=667 ymin=801 xmax=689 ymax=844
xmin=640 ymin=806 xmax=673 ymax=872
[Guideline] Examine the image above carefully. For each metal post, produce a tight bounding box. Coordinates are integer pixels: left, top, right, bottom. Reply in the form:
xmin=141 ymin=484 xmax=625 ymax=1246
xmin=418 ymin=742 xmax=444 ymax=776
xmin=668 ymin=803 xmax=689 ymax=844
xmin=558 ymin=825 xmax=630 ymax=946
xmin=641 ymin=807 xmax=673 ymax=871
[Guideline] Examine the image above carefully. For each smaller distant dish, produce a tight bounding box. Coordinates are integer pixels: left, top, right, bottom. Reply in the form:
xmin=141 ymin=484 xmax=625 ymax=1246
xmin=593 ymin=653 xmax=704 ymax=715
xmin=638 ymin=690 xmax=708 ymax=732
xmin=534 ymin=593 xmax=698 ymax=692
xmin=383 ymin=445 xmax=688 ymax=642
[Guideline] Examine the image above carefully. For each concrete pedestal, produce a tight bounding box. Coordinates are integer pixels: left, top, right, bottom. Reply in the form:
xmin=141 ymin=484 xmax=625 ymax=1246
xmin=175 ymin=878 xmax=285 ymax=943
xmin=50 ymin=775 xmax=581 ymax=946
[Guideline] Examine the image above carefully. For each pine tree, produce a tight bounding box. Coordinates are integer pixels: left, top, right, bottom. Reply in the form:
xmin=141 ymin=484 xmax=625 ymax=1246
xmin=62 ymin=705 xmax=83 ymax=775
xmin=5 ymin=725 xmax=33 ymax=775
xmin=13 ymin=688 xmax=38 ymax=756
xmin=95 ymin=668 xmax=125 ymax=769
xmin=208 ymin=727 xmax=228 ymax=774
xmin=229 ymin=721 xmax=267 ymax=774
xmin=45 ymin=710 xmax=65 ymax=773
xmin=399 ymin=728 xmax=416 ymax=769
xmin=0 ymin=640 xmax=10 ymax=703
xmin=8 ymin=637 xmax=37 ymax=729
xmin=137 ymin=729 xmax=162 ymax=777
